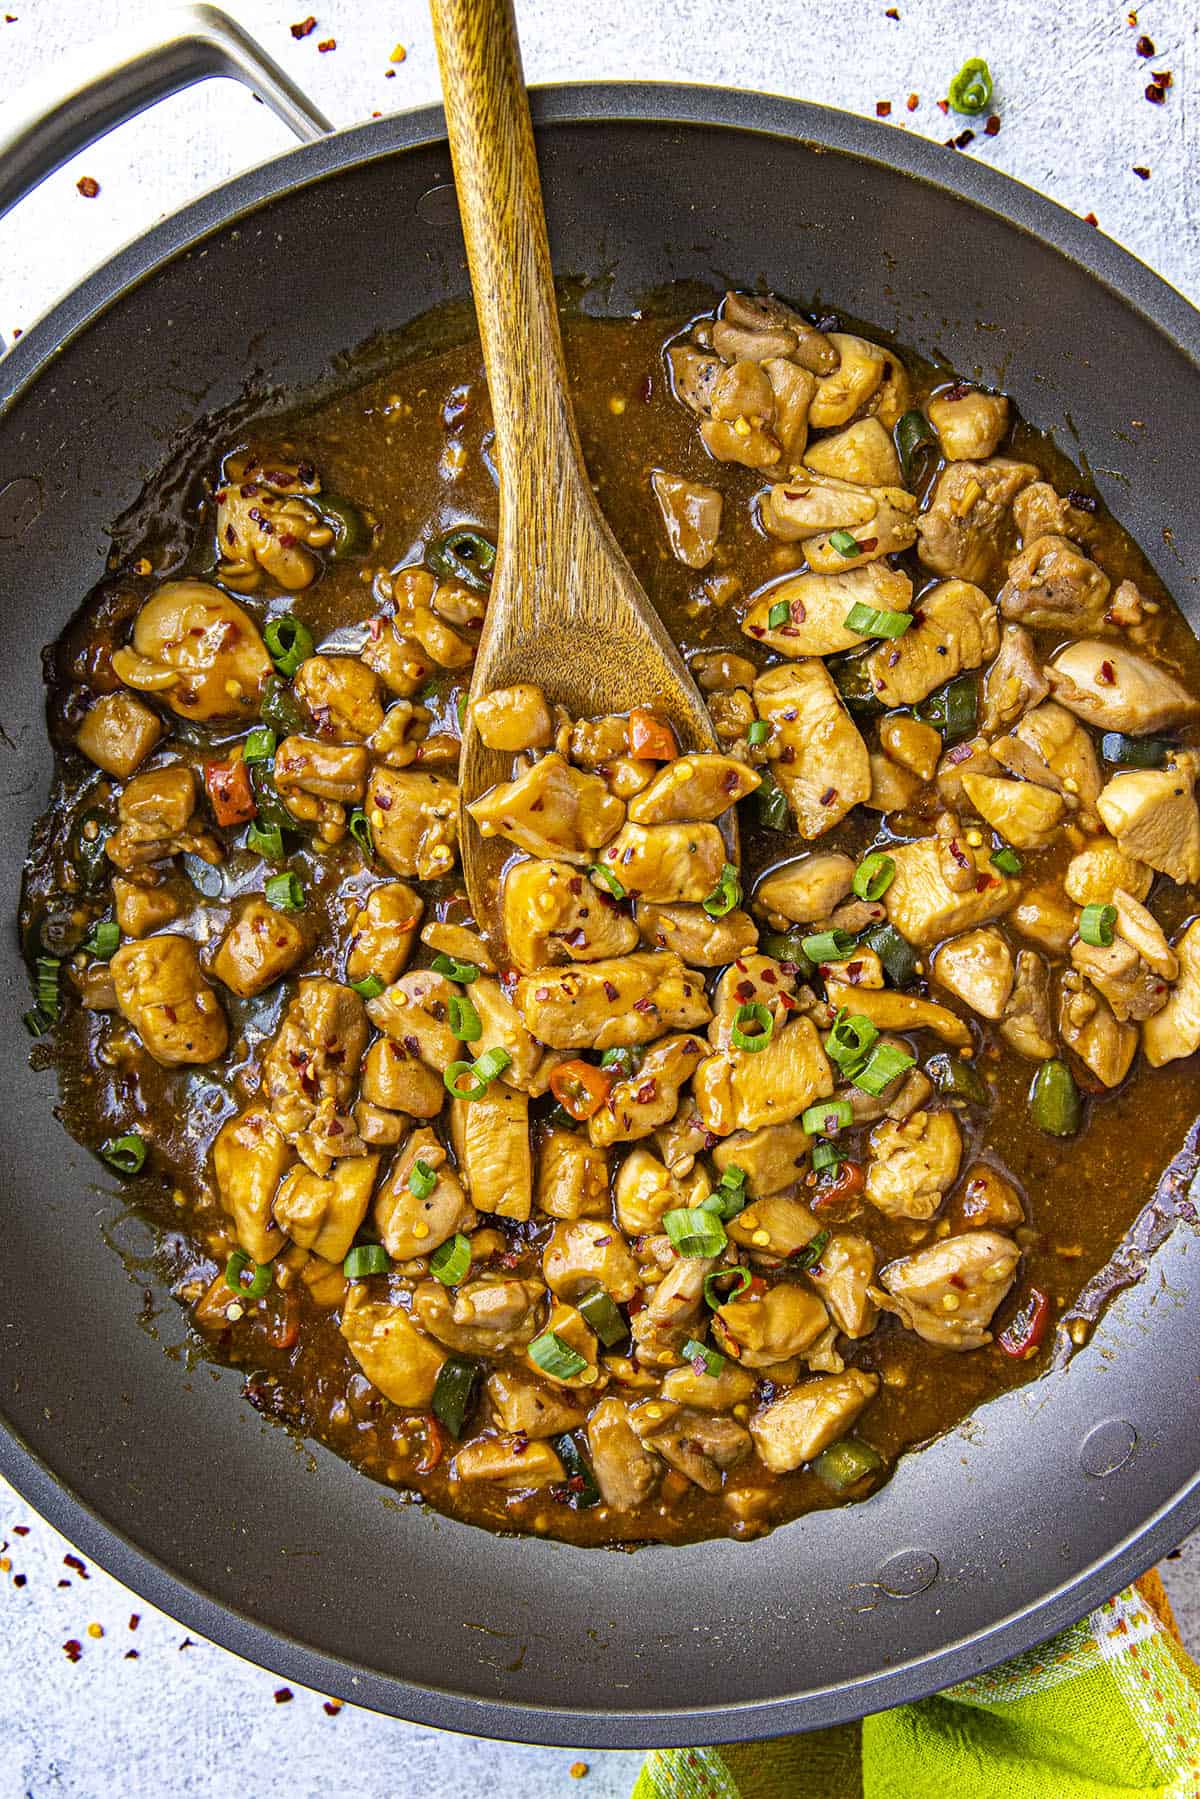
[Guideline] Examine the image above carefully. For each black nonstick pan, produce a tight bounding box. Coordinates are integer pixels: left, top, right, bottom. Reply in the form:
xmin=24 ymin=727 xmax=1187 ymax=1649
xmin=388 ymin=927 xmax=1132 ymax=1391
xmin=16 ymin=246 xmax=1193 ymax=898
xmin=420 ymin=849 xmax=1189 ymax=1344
xmin=1 ymin=5 xmax=1198 ymax=1751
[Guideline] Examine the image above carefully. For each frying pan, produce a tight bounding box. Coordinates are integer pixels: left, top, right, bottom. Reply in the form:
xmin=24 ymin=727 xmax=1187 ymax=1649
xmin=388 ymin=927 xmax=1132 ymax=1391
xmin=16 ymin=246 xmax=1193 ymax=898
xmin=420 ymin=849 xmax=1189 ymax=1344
xmin=1 ymin=5 xmax=1198 ymax=1751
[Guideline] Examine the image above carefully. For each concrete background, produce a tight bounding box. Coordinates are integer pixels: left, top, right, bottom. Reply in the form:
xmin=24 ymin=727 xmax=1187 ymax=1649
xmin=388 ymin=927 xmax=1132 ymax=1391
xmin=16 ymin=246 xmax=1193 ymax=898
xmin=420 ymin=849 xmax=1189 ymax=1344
xmin=0 ymin=0 xmax=1196 ymax=1793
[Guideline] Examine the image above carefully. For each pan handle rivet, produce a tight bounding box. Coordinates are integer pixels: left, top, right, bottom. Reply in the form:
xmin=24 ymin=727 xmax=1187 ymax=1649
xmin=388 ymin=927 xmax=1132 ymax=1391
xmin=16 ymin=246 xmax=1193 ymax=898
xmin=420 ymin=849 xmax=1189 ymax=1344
xmin=876 ymin=1549 xmax=939 ymax=1599
xmin=1079 ymin=1419 xmax=1137 ymax=1478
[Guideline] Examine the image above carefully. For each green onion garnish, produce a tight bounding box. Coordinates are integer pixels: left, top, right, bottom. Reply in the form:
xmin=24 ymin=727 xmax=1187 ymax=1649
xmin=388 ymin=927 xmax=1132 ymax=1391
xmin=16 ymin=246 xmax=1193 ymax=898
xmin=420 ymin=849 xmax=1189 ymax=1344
xmin=225 ymin=1249 xmax=273 ymax=1297
xmin=731 ymin=1001 xmax=773 ymax=1053
xmin=707 ymin=1166 xmax=750 ymax=1221
xmin=852 ymin=1041 xmax=915 ymax=1097
xmin=348 ymin=809 xmax=374 ymax=858
xmin=895 ymin=409 xmax=937 ymax=482
xmin=247 ymin=819 xmax=286 ymax=862
xmin=682 ymin=1337 xmax=726 ymax=1377
xmin=448 ymin=993 xmax=482 ymax=1041
xmin=408 ymin=1158 xmax=438 ymax=1201
xmin=430 ymin=952 xmax=480 ymax=983
xmin=589 ymin=863 xmax=626 ymax=901
xmin=703 ymin=1266 xmax=752 ymax=1309
xmin=702 ymin=862 xmax=742 ymax=920
xmin=83 ymin=919 xmax=120 ymax=961
xmin=990 ymin=848 xmax=1022 ymax=876
xmin=948 ymin=55 xmax=993 ymax=116
xmin=444 ymin=1046 xmax=512 ymax=1100
xmin=432 ymin=1353 xmax=482 ymax=1436
xmin=664 ymin=1205 xmax=727 ymax=1258
xmin=265 ymin=871 xmax=304 ymax=912
xmin=747 ymin=720 xmax=770 ymax=747
xmin=801 ymin=1099 xmax=855 ymax=1136
xmin=802 ymin=928 xmax=859 ymax=965
xmin=577 ymin=1285 xmax=628 ymax=1347
xmin=767 ymin=599 xmax=790 ymax=629
xmin=827 ymin=1010 xmax=879 ymax=1075
xmin=529 ymin=1331 xmax=589 ymax=1381
xmin=264 ymin=614 xmax=314 ymax=678
xmin=792 ymin=1229 xmax=831 ymax=1271
xmin=22 ymin=1008 xmax=49 ymax=1037
xmin=852 ymin=851 xmax=895 ymax=901
xmin=349 ymin=973 xmax=386 ymax=999
xmin=343 ymin=1244 xmax=390 ymax=1279
xmin=243 ymin=726 xmax=276 ymax=765
xmin=101 ymin=1132 xmax=147 ymax=1175
xmin=430 ymin=1232 xmax=471 ymax=1287
xmin=35 ymin=955 xmax=61 ymax=1021
xmin=829 ymin=529 xmax=860 ymax=558
xmin=1079 ymin=903 xmax=1117 ymax=948
xmin=844 ymin=602 xmax=912 ymax=640
xmin=811 ymin=1139 xmax=845 ymax=1171
xmin=1100 ymin=732 xmax=1174 ymax=769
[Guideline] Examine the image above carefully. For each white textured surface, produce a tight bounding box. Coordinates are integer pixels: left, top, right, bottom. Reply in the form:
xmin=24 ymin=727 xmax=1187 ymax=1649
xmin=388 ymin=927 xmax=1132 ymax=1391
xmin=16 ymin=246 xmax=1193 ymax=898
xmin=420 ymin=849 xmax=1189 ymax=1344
xmin=0 ymin=0 xmax=1197 ymax=1792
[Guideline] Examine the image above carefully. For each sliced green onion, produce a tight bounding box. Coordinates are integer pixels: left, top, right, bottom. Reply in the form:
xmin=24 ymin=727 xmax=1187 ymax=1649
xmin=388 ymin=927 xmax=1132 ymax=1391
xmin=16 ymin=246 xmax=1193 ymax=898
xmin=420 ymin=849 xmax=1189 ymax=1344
xmin=430 ymin=952 xmax=480 ymax=983
xmin=449 ymin=993 xmax=482 ymax=1041
xmin=829 ymin=528 xmax=861 ymax=558
xmin=852 ymin=851 xmax=895 ymax=901
xmin=432 ymin=1354 xmax=482 ymax=1436
xmin=577 ymin=1286 xmax=628 ymax=1347
xmin=755 ymin=770 xmax=790 ymax=831
xmin=827 ymin=1010 xmax=879 ymax=1074
xmin=663 ymin=1205 xmax=728 ymax=1258
xmin=862 ymin=922 xmax=919 ymax=988
xmin=225 ymin=1249 xmax=273 ymax=1297
xmin=813 ymin=1437 xmax=884 ymax=1491
xmin=844 ymin=602 xmax=912 ymax=640
xmin=343 ymin=1243 xmax=390 ymax=1279
xmin=588 ymin=861 xmax=627 ymax=901
xmin=473 ymin=1046 xmax=510 ymax=1082
xmin=792 ymin=1228 xmax=831 ymax=1271
xmin=1079 ymin=903 xmax=1117 ymax=948
xmin=265 ymin=871 xmax=305 ymax=912
xmin=760 ymin=928 xmax=814 ymax=971
xmin=682 ymin=1337 xmax=726 ymax=1377
xmin=349 ymin=973 xmax=386 ymax=999
xmin=264 ymin=614 xmax=314 ymax=678
xmin=811 ymin=1138 xmax=845 ymax=1171
xmin=918 ymin=673 xmax=977 ymax=743
xmin=895 ymin=409 xmax=937 ymax=483
xmin=259 ymin=674 xmax=304 ymax=735
xmin=927 ymin=1051 xmax=989 ymax=1105
xmin=702 ymin=862 xmax=742 ymax=920
xmin=767 ymin=599 xmax=790 ymax=629
xmin=83 ymin=919 xmax=120 ymax=961
xmin=948 ymin=55 xmax=993 ymax=116
xmin=731 ymin=1001 xmax=773 ymax=1053
xmin=101 ymin=1132 xmax=146 ymax=1175
xmin=348 ymin=809 xmax=374 ymax=859
xmin=444 ymin=1047 xmax=511 ymax=1100
xmin=243 ymin=726 xmax=276 ymax=765
xmin=600 ymin=1045 xmax=641 ymax=1079
xmin=990 ymin=847 xmax=1022 ymax=876
xmin=708 ymin=1167 xmax=749 ymax=1222
xmin=552 ymin=1432 xmax=601 ymax=1508
xmin=33 ymin=955 xmax=61 ymax=1022
xmin=408 ymin=1158 xmax=438 ymax=1201
xmin=801 ymin=1099 xmax=854 ymax=1137
xmin=430 ymin=1232 xmax=471 ymax=1287
xmin=1030 ymin=1058 xmax=1082 ymax=1138
xmin=247 ymin=819 xmax=286 ymax=863
xmin=703 ymin=1266 xmax=752 ymax=1310
xmin=802 ymin=928 xmax=859 ymax=965
xmin=747 ymin=719 xmax=770 ymax=747
xmin=529 ymin=1330 xmax=588 ymax=1380
xmin=853 ymin=1042 xmax=915 ymax=1097
xmin=1100 ymin=732 xmax=1175 ymax=769
xmin=22 ymin=1007 xmax=49 ymax=1037
xmin=426 ymin=526 xmax=496 ymax=594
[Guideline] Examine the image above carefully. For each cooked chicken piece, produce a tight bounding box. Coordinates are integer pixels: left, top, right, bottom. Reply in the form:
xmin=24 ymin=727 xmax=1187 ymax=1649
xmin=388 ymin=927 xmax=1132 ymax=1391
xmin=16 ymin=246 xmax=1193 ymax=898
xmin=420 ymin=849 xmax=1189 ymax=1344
xmin=212 ymin=1104 xmax=291 ymax=1263
xmin=863 ymin=751 xmax=921 ymax=814
xmin=961 ymin=771 xmax=1068 ymax=850
xmin=112 ymin=875 xmax=180 ymax=939
xmin=865 ymin=580 xmax=998 ymax=709
xmin=727 ymin=1193 xmax=824 ymax=1259
xmin=1096 ymin=754 xmax=1200 ymax=886
xmin=212 ymin=896 xmax=307 ymax=999
xmin=761 ymin=475 xmax=916 ymax=569
xmin=668 ymin=341 xmax=725 ymax=414
xmin=1058 ymin=973 xmax=1138 ymax=1088
xmin=636 ymin=900 xmax=758 ymax=966
xmin=632 ymin=1253 xmax=714 ymax=1363
xmin=596 ymin=821 xmax=727 ymax=903
xmin=1011 ymin=882 xmax=1078 ymax=957
xmin=935 ymin=734 xmax=1002 ymax=811
xmin=293 ymin=654 xmax=384 ymax=742
xmin=364 ymin=766 xmax=458 ymax=880
xmin=486 ymin=1370 xmax=586 ymax=1438
xmin=1143 ymin=920 xmax=1200 ymax=1067
xmin=105 ymin=764 xmax=221 ymax=872
xmin=803 ymin=416 xmax=901 ymax=487
xmin=718 ymin=291 xmax=839 ymax=374
xmin=1064 ymin=839 xmax=1152 ymax=906
xmin=706 ymin=686 xmax=757 ymax=755
xmin=503 ymin=858 xmax=639 ymax=973
xmin=420 ymin=920 xmax=494 ymax=973
xmin=714 ymin=1281 xmax=828 ymax=1367
xmin=1071 ymin=893 xmax=1176 ymax=1024
xmin=998 ymin=534 xmax=1111 ymax=635
xmin=877 ymin=1231 xmax=1020 ymax=1350
xmin=762 ymin=357 xmax=818 ymax=455
xmin=589 ymin=1033 xmax=707 ymax=1147
xmin=661 ymin=1358 xmax=757 ymax=1410
xmin=416 ymin=1275 xmax=544 ymax=1357
xmin=806 ymin=1236 xmax=876 ymax=1339
xmin=566 ymin=713 xmax=634 ymax=768
xmin=753 ymin=661 xmax=871 ymax=838
xmin=823 ymin=980 xmax=972 ymax=1047
xmin=469 ymin=752 xmax=623 ymax=865
xmin=692 ymin=650 xmax=758 ymax=694
xmin=386 ymin=566 xmax=474 ymax=670
xmin=694 ymin=1015 xmax=833 ymax=1136
xmin=111 ymin=934 xmax=228 ymax=1066
xmin=885 ymin=836 xmax=1016 ymax=946
xmin=807 ymin=490 xmax=918 ymax=575
xmin=750 ymin=1369 xmax=879 ymax=1473
xmin=865 ymin=1109 xmax=962 ymax=1221
xmin=366 ymin=696 xmax=434 ymax=770
xmin=453 ymin=1436 xmax=564 ymax=1489
xmin=213 ymin=453 xmax=332 ymax=590
xmin=543 ymin=1218 xmax=641 ymax=1304
xmin=754 ymin=852 xmax=855 ymax=927
xmin=948 ymin=1162 xmax=1025 ymax=1232
xmin=111 ymin=581 xmax=272 ymax=721
xmin=367 ymin=968 xmax=458 ymax=1070
xmin=932 ymin=927 xmax=1015 ymax=1021
xmin=515 ymin=951 xmax=710 ymax=1051
xmin=824 ymin=946 xmax=885 ymax=990
xmin=374 ymin=1129 xmax=475 ymax=1259
xmin=650 ymin=470 xmax=723 ymax=569
xmin=76 ymin=691 xmax=163 ymax=778
xmin=1106 ymin=579 xmax=1151 ymax=628
xmin=261 ymin=977 xmax=368 ymax=1173
xmin=587 ymin=1397 xmax=662 ymax=1511
xmin=354 ymin=1102 xmax=407 ymax=1147
xmin=879 ymin=714 xmax=942 ymax=783
xmin=999 ymin=951 xmax=1057 ymax=1060
xmin=928 ymin=388 xmax=1009 ymax=461
xmin=981 ymin=624 xmax=1050 ymax=735
xmin=1012 ymin=480 xmax=1102 ymax=549
xmin=629 ymin=1401 xmax=751 ymax=1494
xmin=274 ymin=1155 xmax=379 ymax=1263
xmin=340 ymin=1287 xmax=445 ymax=1408
xmin=1047 ymin=641 xmax=1200 ymax=734
xmin=359 ymin=1037 xmax=444 ymax=1119
xmin=449 ymin=1081 xmax=532 ymax=1220
xmin=916 ymin=458 xmax=1037 ymax=585
xmin=992 ymin=700 xmax=1102 ymax=820
xmin=536 ymin=1129 xmax=610 ymax=1221
xmin=464 ymin=976 xmax=557 ymax=1095
xmin=807 ymin=332 xmax=885 ymax=427
xmin=627 ymin=754 xmax=758 ymax=825
xmin=345 ymin=881 xmax=422 ymax=986
xmin=711 ymin=1118 xmax=812 ymax=1197
xmin=707 ymin=955 xmax=800 ymax=1049
xmin=615 ymin=1149 xmax=710 ymax=1236
xmin=272 ymin=736 xmax=368 ymax=842
xmin=472 ymin=683 xmax=554 ymax=752
xmin=698 ymin=359 xmax=784 ymax=469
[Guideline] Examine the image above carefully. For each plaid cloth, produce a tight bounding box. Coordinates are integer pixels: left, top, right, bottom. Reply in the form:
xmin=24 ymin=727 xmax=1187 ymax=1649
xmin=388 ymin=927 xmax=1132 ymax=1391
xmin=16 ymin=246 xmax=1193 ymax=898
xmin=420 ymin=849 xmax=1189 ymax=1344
xmin=634 ymin=1573 xmax=1200 ymax=1798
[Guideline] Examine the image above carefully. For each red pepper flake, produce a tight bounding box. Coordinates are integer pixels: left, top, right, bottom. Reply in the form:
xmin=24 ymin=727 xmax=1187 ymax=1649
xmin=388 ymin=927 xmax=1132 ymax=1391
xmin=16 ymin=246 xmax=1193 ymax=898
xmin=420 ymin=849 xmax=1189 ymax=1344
xmin=125 ymin=1649 xmax=139 ymax=1659
xmin=1135 ymin=33 xmax=1155 ymax=55
xmin=985 ymin=114 xmax=1001 ymax=135
xmin=129 ymin=1613 xmax=140 ymax=1630
xmin=1098 ymin=659 xmax=1116 ymax=684
xmin=634 ymin=1080 xmax=658 ymax=1105
xmin=1133 ymin=165 xmax=1151 ymax=179
xmin=274 ymin=1687 xmax=294 ymax=1704
xmin=324 ymin=1699 xmax=343 ymax=1716
xmin=63 ymin=1639 xmax=83 ymax=1663
xmin=876 ymin=101 xmax=892 ymax=118
xmin=936 ymin=97 xmax=949 ymax=114
xmin=13 ymin=1573 xmax=26 ymax=1587
xmin=906 ymin=93 xmax=919 ymax=112
xmin=1152 ymin=69 xmax=1172 ymax=87
xmin=819 ymin=786 xmax=838 ymax=806
xmin=290 ymin=15 xmax=317 ymax=36
xmin=76 ymin=176 xmax=100 ymax=199
xmin=13 ymin=1525 xmax=29 ymax=1536
xmin=64 ymin=1554 xmax=89 ymax=1578
xmin=1144 ymin=82 xmax=1166 ymax=104
xmin=317 ymin=37 xmax=336 ymax=53
xmin=1083 ymin=211 xmax=1100 ymax=227
xmin=885 ymin=5 xmax=899 ymax=14
xmin=602 ymin=980 xmax=619 ymax=1002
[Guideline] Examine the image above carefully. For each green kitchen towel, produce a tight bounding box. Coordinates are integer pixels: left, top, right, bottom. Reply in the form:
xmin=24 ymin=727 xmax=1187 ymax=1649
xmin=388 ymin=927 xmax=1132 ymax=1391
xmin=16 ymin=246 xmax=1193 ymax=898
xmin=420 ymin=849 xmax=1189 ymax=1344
xmin=634 ymin=1572 xmax=1200 ymax=1798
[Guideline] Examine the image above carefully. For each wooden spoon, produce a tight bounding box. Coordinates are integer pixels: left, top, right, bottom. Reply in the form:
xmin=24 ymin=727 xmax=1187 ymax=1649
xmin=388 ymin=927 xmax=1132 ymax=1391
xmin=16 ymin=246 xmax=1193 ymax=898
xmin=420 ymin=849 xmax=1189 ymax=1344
xmin=430 ymin=0 xmax=729 ymax=953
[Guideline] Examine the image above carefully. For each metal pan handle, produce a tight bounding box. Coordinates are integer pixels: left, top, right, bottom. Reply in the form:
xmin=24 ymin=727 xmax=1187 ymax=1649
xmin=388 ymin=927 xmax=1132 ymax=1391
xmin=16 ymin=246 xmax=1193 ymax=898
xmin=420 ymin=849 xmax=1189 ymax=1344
xmin=0 ymin=2 xmax=333 ymax=223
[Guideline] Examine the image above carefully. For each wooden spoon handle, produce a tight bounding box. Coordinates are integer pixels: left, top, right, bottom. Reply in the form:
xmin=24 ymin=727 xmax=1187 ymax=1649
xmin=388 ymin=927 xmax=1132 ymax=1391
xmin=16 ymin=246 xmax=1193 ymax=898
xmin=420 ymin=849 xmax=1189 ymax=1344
xmin=430 ymin=0 xmax=587 ymax=542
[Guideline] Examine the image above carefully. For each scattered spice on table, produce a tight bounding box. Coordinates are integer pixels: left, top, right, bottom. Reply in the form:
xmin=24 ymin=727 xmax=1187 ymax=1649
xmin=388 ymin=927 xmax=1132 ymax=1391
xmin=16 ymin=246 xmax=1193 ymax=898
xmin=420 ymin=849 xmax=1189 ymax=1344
xmin=62 ymin=1639 xmax=82 ymax=1662
xmin=906 ymin=92 xmax=918 ymax=110
xmin=290 ymin=16 xmax=316 ymax=37
xmin=323 ymin=1699 xmax=343 ymax=1717
xmin=390 ymin=42 xmax=407 ymax=62
xmin=317 ymin=37 xmax=336 ymax=53
xmin=884 ymin=6 xmax=899 ymax=16
xmin=1083 ymin=211 xmax=1100 ymax=226
xmin=76 ymin=177 xmax=99 ymax=199
xmin=13 ymin=1526 xmax=29 ymax=1537
xmin=1135 ymin=33 xmax=1155 ymax=55
xmin=178 ymin=1637 xmax=196 ymax=1651
xmin=1145 ymin=79 xmax=1167 ymax=104
xmin=125 ymin=1649 xmax=139 ymax=1659
xmin=13 ymin=1574 xmax=26 ymax=1588
xmin=569 ymin=1765 xmax=589 ymax=1780
xmin=985 ymin=114 xmax=1001 ymax=135
xmin=1133 ymin=164 xmax=1151 ymax=179
xmin=384 ymin=69 xmax=395 ymax=78
xmin=129 ymin=1613 xmax=140 ymax=1630
xmin=274 ymin=1687 xmax=294 ymax=1704
xmin=64 ymin=1554 xmax=88 ymax=1578
xmin=876 ymin=100 xmax=892 ymax=117
xmin=86 ymin=1622 xmax=103 ymax=1639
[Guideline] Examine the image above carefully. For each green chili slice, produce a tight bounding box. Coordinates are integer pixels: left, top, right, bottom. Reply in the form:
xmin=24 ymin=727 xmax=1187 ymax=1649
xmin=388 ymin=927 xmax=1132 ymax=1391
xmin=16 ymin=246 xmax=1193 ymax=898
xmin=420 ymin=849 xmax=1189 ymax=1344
xmin=264 ymin=614 xmax=314 ymax=678
xmin=731 ymin=1001 xmax=773 ymax=1053
xmin=861 ymin=922 xmax=919 ymax=988
xmin=432 ymin=1354 xmax=482 ymax=1436
xmin=829 ymin=528 xmax=861 ymax=558
xmin=759 ymin=929 xmax=814 ymax=972
xmin=242 ymin=725 xmax=276 ymax=765
xmin=895 ymin=409 xmax=937 ymax=483
xmin=990 ymin=847 xmax=1022 ymax=876
xmin=755 ymin=771 xmax=790 ymax=831
xmin=928 ymin=1051 xmax=989 ymax=1105
xmin=1100 ymin=731 xmax=1175 ymax=769
xmin=918 ymin=673 xmax=978 ymax=743
xmin=265 ymin=871 xmax=305 ymax=912
xmin=600 ymin=1045 xmax=641 ymax=1079
xmin=791 ymin=1229 xmax=831 ymax=1272
xmin=663 ymin=1206 xmax=727 ymax=1258
xmin=426 ymin=526 xmax=496 ymax=594
xmin=577 ymin=1286 xmax=628 ymax=1348
xmin=347 ymin=809 xmax=374 ymax=859
xmin=813 ymin=1437 xmax=884 ymax=1491
xmin=71 ymin=808 xmax=116 ymax=891
xmin=948 ymin=56 xmax=993 ymax=116
xmin=259 ymin=674 xmax=304 ymax=735
xmin=101 ymin=1132 xmax=146 ymax=1175
xmin=1030 ymin=1058 xmax=1082 ymax=1138
xmin=315 ymin=492 xmax=370 ymax=559
xmin=852 ymin=851 xmax=895 ymax=901
xmin=552 ymin=1432 xmax=601 ymax=1508
xmin=246 ymin=820 xmax=286 ymax=863
xmin=225 ymin=1249 xmax=274 ymax=1297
